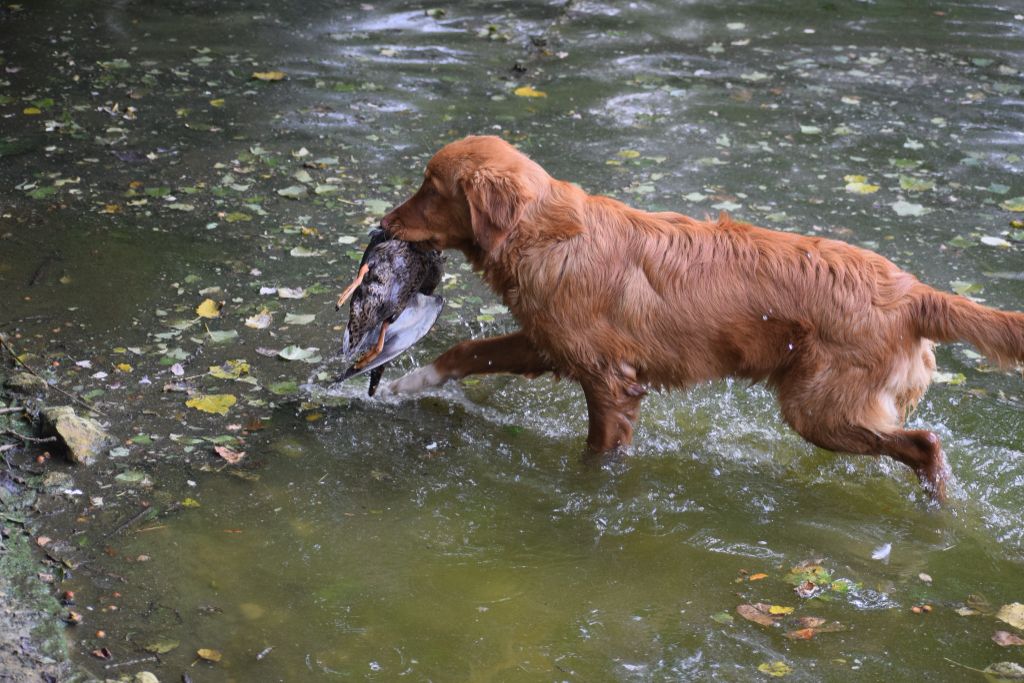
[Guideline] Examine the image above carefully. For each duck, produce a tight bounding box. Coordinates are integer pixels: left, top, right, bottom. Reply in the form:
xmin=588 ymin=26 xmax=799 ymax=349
xmin=334 ymin=229 xmax=444 ymax=395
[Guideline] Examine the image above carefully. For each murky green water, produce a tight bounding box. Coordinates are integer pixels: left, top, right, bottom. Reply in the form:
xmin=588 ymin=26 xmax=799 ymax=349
xmin=2 ymin=0 xmax=1024 ymax=680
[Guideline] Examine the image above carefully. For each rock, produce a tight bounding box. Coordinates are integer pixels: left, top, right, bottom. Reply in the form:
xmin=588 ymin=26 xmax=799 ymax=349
xmin=135 ymin=672 xmax=160 ymax=683
xmin=3 ymin=372 xmax=48 ymax=395
xmin=40 ymin=406 xmax=113 ymax=465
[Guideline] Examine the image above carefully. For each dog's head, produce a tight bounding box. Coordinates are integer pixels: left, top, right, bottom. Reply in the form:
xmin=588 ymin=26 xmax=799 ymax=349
xmin=381 ymin=135 xmax=544 ymax=257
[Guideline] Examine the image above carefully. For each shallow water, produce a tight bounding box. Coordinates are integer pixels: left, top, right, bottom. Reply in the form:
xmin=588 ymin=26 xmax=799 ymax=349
xmin=2 ymin=0 xmax=1023 ymax=680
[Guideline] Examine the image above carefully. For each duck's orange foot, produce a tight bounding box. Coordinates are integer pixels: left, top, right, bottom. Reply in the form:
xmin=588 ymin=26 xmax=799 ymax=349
xmin=336 ymin=264 xmax=370 ymax=310
xmin=353 ymin=322 xmax=389 ymax=370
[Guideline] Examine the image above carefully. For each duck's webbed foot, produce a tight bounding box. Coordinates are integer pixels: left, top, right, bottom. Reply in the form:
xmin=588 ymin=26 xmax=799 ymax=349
xmin=353 ymin=321 xmax=389 ymax=370
xmin=336 ymin=264 xmax=370 ymax=310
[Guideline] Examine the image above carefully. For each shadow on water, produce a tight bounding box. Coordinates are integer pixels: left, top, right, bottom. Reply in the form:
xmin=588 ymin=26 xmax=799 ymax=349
xmin=1 ymin=0 xmax=1023 ymax=680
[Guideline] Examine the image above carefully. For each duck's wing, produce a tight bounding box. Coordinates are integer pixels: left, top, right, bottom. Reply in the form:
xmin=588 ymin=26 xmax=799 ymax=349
xmin=335 ymin=293 xmax=444 ymax=382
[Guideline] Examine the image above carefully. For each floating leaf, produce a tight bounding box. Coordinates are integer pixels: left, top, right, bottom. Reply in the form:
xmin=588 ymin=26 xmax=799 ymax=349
xmin=768 ymin=605 xmax=794 ymax=615
xmin=951 ymin=281 xmax=983 ymax=296
xmin=209 ymin=359 xmax=249 ymax=379
xmin=197 ymin=648 xmax=223 ymax=662
xmin=268 ymin=380 xmax=299 ymax=395
xmin=997 ymin=603 xmax=1024 ymax=631
xmin=899 ymin=175 xmax=935 ymax=192
xmin=891 ymin=200 xmax=930 ymax=217
xmin=933 ymin=371 xmax=966 ymax=385
xmin=982 ymin=662 xmax=1024 ymax=683
xmin=749 ymin=573 xmax=768 ymax=582
xmin=277 ymin=287 xmax=307 ymax=299
xmin=196 ymin=299 xmax=222 ymax=318
xmin=283 ymin=313 xmax=315 ymax=325
xmin=514 ymin=85 xmax=547 ymax=98
xmin=1000 ymin=197 xmax=1024 ymax=212
xmin=289 ymin=246 xmax=323 ymax=257
xmin=994 ymin=631 xmax=1024 ymax=647
xmin=844 ymin=175 xmax=879 ymax=194
xmin=252 ymin=70 xmax=286 ymax=81
xmin=277 ymin=185 xmax=307 ymax=200
xmin=710 ymin=611 xmax=734 ymax=625
xmin=206 ymin=329 xmax=238 ymax=343
xmin=981 ymin=236 xmax=1012 ymax=248
xmin=214 ymin=445 xmax=246 ymax=464
xmin=186 ymin=394 xmax=237 ymax=415
xmin=245 ymin=308 xmax=273 ymax=329
xmin=362 ymin=198 xmax=390 ymax=216
xmin=757 ymin=661 xmax=792 ymax=678
xmin=277 ymin=346 xmax=322 ymax=363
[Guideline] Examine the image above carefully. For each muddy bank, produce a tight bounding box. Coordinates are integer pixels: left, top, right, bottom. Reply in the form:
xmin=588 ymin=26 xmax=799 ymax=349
xmin=1 ymin=362 xmax=95 ymax=682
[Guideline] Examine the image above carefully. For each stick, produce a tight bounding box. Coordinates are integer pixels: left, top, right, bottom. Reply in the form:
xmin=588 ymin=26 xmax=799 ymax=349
xmin=1 ymin=430 xmax=58 ymax=445
xmin=103 ymin=504 xmax=157 ymax=540
xmin=0 ymin=337 xmax=107 ymax=418
xmin=0 ymin=407 xmax=24 ymax=415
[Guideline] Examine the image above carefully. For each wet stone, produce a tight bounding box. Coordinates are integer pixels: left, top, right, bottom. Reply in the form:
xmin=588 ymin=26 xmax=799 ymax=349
xmin=3 ymin=372 xmax=48 ymax=395
xmin=135 ymin=672 xmax=160 ymax=683
xmin=40 ymin=406 xmax=113 ymax=465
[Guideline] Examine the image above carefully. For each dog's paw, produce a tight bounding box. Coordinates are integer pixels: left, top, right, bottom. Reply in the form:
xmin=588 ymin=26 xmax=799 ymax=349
xmin=378 ymin=364 xmax=445 ymax=396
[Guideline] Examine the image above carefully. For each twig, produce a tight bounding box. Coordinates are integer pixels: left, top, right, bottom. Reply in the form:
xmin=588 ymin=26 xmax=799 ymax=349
xmin=103 ymin=504 xmax=157 ymax=540
xmin=0 ymin=406 xmax=24 ymax=414
xmin=0 ymin=336 xmax=107 ymax=418
xmin=103 ymin=655 xmax=158 ymax=670
xmin=1 ymin=430 xmax=58 ymax=445
xmin=942 ymin=658 xmax=986 ymax=674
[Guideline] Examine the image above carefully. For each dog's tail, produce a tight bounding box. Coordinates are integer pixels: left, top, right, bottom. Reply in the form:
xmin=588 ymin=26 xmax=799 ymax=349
xmin=914 ymin=285 xmax=1024 ymax=367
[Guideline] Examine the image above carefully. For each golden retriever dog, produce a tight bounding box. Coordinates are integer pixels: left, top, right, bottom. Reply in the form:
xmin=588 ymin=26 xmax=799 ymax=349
xmin=378 ymin=135 xmax=1024 ymax=501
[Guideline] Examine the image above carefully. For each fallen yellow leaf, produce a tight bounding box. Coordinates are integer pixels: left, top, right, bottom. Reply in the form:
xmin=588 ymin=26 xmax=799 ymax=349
xmin=749 ymin=573 xmax=769 ymax=581
xmin=185 ymin=394 xmax=237 ymax=416
xmin=768 ymin=605 xmax=794 ymax=615
xmin=514 ymin=85 xmax=547 ymax=98
xmin=197 ymin=648 xmax=222 ymax=662
xmin=758 ymin=661 xmax=792 ymax=678
xmin=252 ymin=70 xmax=286 ymax=81
xmin=196 ymin=299 xmax=222 ymax=318
xmin=23 ymin=107 xmax=42 ymax=115
xmin=209 ymin=98 xmax=225 ymax=108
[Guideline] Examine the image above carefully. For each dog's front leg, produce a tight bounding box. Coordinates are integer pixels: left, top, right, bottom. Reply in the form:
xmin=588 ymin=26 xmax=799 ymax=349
xmin=380 ymin=331 xmax=553 ymax=396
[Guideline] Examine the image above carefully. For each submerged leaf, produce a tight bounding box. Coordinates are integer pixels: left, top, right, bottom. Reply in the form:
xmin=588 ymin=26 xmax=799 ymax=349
xmin=197 ymin=648 xmax=223 ymax=662
xmin=757 ymin=661 xmax=792 ymax=678
xmin=737 ymin=603 xmax=780 ymax=628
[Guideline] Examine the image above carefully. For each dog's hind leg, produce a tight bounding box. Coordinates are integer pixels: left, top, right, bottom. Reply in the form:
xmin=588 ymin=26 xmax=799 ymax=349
xmin=777 ymin=372 xmax=949 ymax=501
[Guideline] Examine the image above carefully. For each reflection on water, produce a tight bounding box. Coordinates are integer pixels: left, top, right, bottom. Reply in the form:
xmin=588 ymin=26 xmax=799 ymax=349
xmin=2 ymin=0 xmax=1023 ymax=680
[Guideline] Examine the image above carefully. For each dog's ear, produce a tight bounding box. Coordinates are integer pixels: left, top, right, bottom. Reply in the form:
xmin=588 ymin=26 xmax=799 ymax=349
xmin=462 ymin=170 xmax=528 ymax=254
